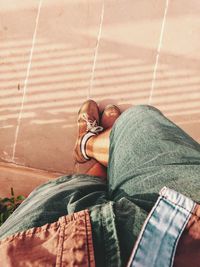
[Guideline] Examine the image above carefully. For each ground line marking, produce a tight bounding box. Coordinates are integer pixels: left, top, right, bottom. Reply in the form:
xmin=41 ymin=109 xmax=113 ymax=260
xmin=88 ymin=0 xmax=105 ymax=99
xmin=148 ymin=0 xmax=170 ymax=105
xmin=12 ymin=0 xmax=43 ymax=162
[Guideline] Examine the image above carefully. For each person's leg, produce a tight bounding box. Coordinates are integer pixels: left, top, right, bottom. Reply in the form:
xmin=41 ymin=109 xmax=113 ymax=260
xmin=86 ymin=129 xmax=111 ymax=167
xmin=87 ymin=105 xmax=200 ymax=264
xmin=85 ymin=105 xmax=200 ymax=201
xmin=107 ymin=105 xmax=200 ymax=204
xmin=86 ymin=162 xmax=107 ymax=180
xmin=85 ymin=104 xmax=121 ymax=177
xmin=81 ymin=104 xmax=200 ymax=205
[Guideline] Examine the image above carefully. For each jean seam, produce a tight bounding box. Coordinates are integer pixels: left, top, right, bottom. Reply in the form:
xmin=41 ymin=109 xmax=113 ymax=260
xmin=129 ymin=196 xmax=161 ymax=265
xmin=161 ymin=195 xmax=197 ymax=217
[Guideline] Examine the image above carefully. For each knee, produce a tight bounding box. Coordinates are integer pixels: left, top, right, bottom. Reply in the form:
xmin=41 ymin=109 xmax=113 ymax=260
xmin=113 ymin=105 xmax=163 ymax=129
xmin=124 ymin=105 xmax=162 ymax=117
xmin=110 ymin=105 xmax=165 ymax=146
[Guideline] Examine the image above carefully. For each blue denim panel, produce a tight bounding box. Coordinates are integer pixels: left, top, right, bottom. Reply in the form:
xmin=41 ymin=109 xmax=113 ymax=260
xmin=127 ymin=187 xmax=195 ymax=267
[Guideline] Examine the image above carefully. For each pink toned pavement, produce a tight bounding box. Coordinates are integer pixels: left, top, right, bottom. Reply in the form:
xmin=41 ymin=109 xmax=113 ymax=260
xmin=0 ymin=0 xmax=200 ymax=196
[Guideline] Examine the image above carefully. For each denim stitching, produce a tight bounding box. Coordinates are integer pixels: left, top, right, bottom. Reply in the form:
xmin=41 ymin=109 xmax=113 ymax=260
xmin=161 ymin=195 xmax=197 ymax=217
xmin=128 ymin=197 xmax=162 ymax=265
